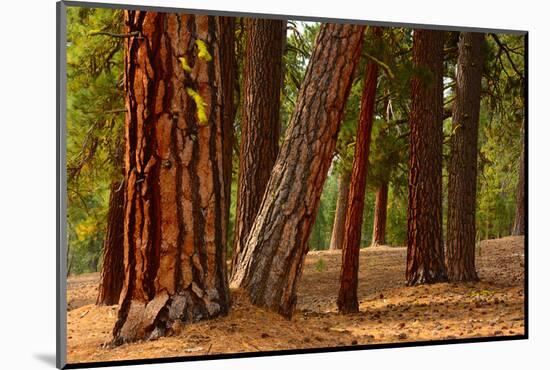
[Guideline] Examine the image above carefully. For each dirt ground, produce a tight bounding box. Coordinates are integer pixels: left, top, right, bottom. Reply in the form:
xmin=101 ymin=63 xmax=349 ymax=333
xmin=67 ymin=236 xmax=525 ymax=364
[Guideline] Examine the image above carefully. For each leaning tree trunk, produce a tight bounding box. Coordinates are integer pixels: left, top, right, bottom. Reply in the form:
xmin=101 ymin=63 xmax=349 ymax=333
xmin=446 ymin=32 xmax=484 ymax=282
xmin=231 ymin=19 xmax=284 ymax=273
xmin=113 ymin=12 xmax=231 ymax=344
xmin=406 ymin=29 xmax=447 ymax=286
xmin=97 ymin=179 xmax=125 ymax=305
xmin=372 ymin=180 xmax=389 ymax=247
xmin=337 ymin=27 xmax=381 ymax=314
xmin=230 ymin=23 xmax=365 ymax=318
xmin=512 ymin=130 xmax=525 ymax=236
xmin=329 ymin=171 xmax=351 ymax=250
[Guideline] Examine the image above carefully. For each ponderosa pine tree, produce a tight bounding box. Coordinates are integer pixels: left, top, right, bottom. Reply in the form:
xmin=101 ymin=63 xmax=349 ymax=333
xmin=446 ymin=32 xmax=484 ymax=282
xmin=231 ymin=19 xmax=284 ymax=272
xmin=372 ymin=180 xmax=389 ymax=246
xmin=405 ymin=29 xmax=447 ymax=285
xmin=329 ymin=171 xmax=351 ymax=250
xmin=97 ymin=136 xmax=125 ymax=306
xmin=219 ymin=16 xmax=237 ymax=249
xmin=337 ymin=27 xmax=382 ymax=314
xmin=230 ymin=23 xmax=365 ymax=318
xmin=112 ymin=11 xmax=232 ymax=344
xmin=97 ymin=178 xmax=125 ymax=305
xmin=512 ymin=128 xmax=525 ymax=236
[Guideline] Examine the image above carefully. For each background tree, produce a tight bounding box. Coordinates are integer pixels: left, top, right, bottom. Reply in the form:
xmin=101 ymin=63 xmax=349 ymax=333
xmin=512 ymin=128 xmax=525 ymax=235
xmin=231 ymin=19 xmax=285 ymax=272
xmin=230 ymin=23 xmax=365 ymax=318
xmin=338 ymin=27 xmax=382 ymax=313
xmin=446 ymin=32 xmax=485 ymax=282
xmin=372 ymin=180 xmax=388 ymax=246
xmin=406 ymin=29 xmax=447 ymax=285
xmin=113 ymin=11 xmax=232 ymax=344
xmin=329 ymin=170 xmax=351 ymax=250
xmin=476 ymin=34 xmax=525 ymax=240
xmin=218 ymin=16 xmax=238 ymax=254
xmin=97 ymin=164 xmax=125 ymax=305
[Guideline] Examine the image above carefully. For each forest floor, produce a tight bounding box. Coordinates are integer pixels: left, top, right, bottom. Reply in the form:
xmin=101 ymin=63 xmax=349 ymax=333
xmin=66 ymin=236 xmax=525 ymax=364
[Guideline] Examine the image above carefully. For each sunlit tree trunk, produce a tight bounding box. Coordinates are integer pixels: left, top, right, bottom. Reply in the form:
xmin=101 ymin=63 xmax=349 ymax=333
xmin=113 ymin=11 xmax=231 ymax=344
xmin=446 ymin=32 xmax=484 ymax=282
xmin=231 ymin=19 xmax=284 ymax=273
xmin=372 ymin=180 xmax=389 ymax=246
xmin=337 ymin=27 xmax=381 ymax=314
xmin=329 ymin=171 xmax=351 ymax=250
xmin=230 ymin=23 xmax=365 ymax=318
xmin=406 ymin=29 xmax=447 ymax=286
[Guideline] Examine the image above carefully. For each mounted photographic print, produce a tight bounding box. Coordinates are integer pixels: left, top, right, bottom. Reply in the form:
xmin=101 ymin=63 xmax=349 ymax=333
xmin=56 ymin=1 xmax=527 ymax=368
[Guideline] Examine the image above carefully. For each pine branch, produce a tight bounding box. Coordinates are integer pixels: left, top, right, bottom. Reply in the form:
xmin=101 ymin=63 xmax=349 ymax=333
xmin=90 ymin=30 xmax=141 ymax=39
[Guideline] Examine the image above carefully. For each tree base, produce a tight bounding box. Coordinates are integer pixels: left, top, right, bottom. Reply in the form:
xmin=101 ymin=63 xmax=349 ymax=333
xmin=406 ymin=269 xmax=448 ymax=286
xmin=337 ymin=301 xmax=359 ymax=314
xmin=446 ymin=270 xmax=479 ymax=283
xmin=112 ymin=289 xmax=227 ymax=345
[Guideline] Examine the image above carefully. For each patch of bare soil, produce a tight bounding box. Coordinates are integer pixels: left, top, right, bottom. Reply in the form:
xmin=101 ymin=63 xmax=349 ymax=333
xmin=67 ymin=236 xmax=525 ymax=364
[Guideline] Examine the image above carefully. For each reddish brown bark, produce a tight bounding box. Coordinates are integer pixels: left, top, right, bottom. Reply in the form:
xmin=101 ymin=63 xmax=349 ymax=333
xmin=219 ymin=17 xmax=237 ymax=251
xmin=97 ymin=180 xmax=125 ymax=305
xmin=372 ymin=181 xmax=389 ymax=246
xmin=231 ymin=19 xmax=284 ymax=273
xmin=512 ymin=130 xmax=525 ymax=236
xmin=230 ymin=23 xmax=365 ymax=318
xmin=337 ymin=27 xmax=381 ymax=314
xmin=113 ymin=12 xmax=231 ymax=344
xmin=446 ymin=32 xmax=484 ymax=282
xmin=406 ymin=29 xmax=447 ymax=286
xmin=329 ymin=171 xmax=351 ymax=250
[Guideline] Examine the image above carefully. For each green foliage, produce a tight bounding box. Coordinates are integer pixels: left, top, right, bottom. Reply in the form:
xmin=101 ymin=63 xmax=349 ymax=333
xmin=475 ymin=34 xmax=524 ymax=240
xmin=281 ymin=22 xmax=320 ymax=136
xmin=66 ymin=7 xmax=124 ymax=274
xmin=310 ymin=173 xmax=338 ymax=250
xmin=314 ymin=257 xmax=327 ymax=273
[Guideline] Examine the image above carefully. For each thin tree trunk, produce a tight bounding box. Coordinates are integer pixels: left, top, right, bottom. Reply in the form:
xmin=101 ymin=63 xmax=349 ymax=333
xmin=230 ymin=23 xmax=365 ymax=318
xmin=337 ymin=27 xmax=381 ymax=314
xmin=231 ymin=19 xmax=284 ymax=273
xmin=446 ymin=32 xmax=484 ymax=282
xmin=113 ymin=12 xmax=230 ymax=344
xmin=219 ymin=17 xmax=237 ymax=254
xmin=329 ymin=171 xmax=351 ymax=250
xmin=512 ymin=131 xmax=525 ymax=235
xmin=372 ymin=181 xmax=389 ymax=246
xmin=97 ymin=180 xmax=125 ymax=305
xmin=406 ymin=29 xmax=447 ymax=286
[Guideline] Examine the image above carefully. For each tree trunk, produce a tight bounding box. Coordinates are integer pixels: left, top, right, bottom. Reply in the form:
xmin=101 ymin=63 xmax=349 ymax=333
xmin=219 ymin=17 xmax=237 ymax=253
xmin=231 ymin=19 xmax=284 ymax=273
xmin=97 ymin=180 xmax=125 ymax=305
xmin=337 ymin=27 xmax=381 ymax=314
xmin=372 ymin=181 xmax=389 ymax=246
xmin=113 ymin=11 xmax=231 ymax=344
xmin=406 ymin=29 xmax=447 ymax=286
xmin=230 ymin=23 xmax=365 ymax=318
xmin=512 ymin=131 xmax=525 ymax=236
xmin=329 ymin=171 xmax=351 ymax=250
xmin=446 ymin=32 xmax=484 ymax=282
